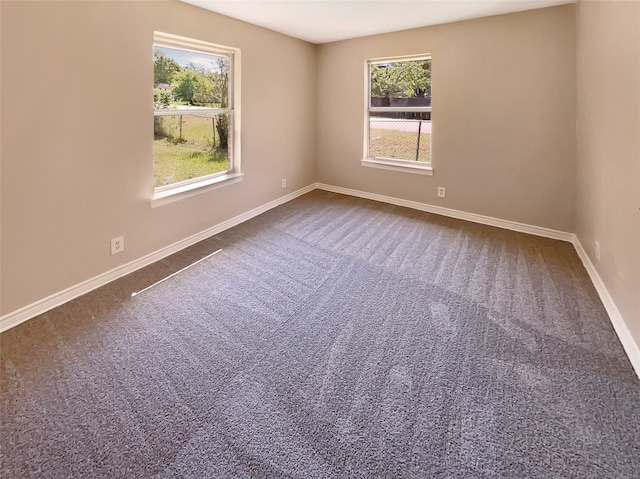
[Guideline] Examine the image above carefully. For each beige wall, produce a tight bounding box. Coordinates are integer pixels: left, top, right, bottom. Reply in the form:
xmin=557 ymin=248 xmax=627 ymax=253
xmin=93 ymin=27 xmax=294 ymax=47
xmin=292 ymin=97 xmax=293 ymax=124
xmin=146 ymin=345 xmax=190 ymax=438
xmin=576 ymin=0 xmax=640 ymax=343
xmin=0 ymin=1 xmax=317 ymax=315
xmin=2 ymin=0 xmax=637 ymax=359
xmin=316 ymin=5 xmax=576 ymax=232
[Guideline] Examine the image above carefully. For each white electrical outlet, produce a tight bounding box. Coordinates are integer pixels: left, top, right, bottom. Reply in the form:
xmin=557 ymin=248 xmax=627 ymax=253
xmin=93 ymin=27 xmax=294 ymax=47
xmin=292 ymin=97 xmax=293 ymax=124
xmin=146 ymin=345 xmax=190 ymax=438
xmin=282 ymin=178 xmax=287 ymax=189
xmin=111 ymin=236 xmax=124 ymax=255
xmin=595 ymin=241 xmax=600 ymax=261
xmin=437 ymin=186 xmax=446 ymax=198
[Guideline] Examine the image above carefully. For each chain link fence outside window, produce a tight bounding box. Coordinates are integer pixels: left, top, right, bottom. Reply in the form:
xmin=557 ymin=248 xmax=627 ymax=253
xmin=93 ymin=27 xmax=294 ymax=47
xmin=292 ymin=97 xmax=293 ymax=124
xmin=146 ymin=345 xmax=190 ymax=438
xmin=153 ymin=113 xmax=230 ymax=188
xmin=369 ymin=113 xmax=431 ymax=162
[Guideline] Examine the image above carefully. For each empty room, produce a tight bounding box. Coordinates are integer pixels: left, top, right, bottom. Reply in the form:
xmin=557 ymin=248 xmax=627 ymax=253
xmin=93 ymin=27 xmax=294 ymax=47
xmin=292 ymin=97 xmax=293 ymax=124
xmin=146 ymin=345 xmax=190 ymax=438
xmin=1 ymin=0 xmax=639 ymax=476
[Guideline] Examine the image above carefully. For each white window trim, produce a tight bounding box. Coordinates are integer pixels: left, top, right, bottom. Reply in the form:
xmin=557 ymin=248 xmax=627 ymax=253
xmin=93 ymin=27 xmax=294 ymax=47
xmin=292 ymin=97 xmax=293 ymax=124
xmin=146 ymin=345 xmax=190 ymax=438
xmin=363 ymin=54 xmax=433 ymax=175
xmin=361 ymin=158 xmax=433 ymax=175
xmin=151 ymin=172 xmax=244 ymax=208
xmin=152 ymin=32 xmax=242 ymax=205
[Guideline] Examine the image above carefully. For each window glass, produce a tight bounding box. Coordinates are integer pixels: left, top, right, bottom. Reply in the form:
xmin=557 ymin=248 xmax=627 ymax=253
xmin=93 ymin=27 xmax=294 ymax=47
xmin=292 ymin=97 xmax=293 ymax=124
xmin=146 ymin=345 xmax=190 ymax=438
xmin=153 ymin=36 xmax=235 ymax=191
xmin=367 ymin=57 xmax=432 ymax=165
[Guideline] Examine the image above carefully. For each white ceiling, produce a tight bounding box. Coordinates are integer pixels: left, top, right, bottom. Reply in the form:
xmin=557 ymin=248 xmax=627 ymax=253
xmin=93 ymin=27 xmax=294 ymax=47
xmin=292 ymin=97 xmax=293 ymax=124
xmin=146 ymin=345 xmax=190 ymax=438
xmin=180 ymin=0 xmax=575 ymax=44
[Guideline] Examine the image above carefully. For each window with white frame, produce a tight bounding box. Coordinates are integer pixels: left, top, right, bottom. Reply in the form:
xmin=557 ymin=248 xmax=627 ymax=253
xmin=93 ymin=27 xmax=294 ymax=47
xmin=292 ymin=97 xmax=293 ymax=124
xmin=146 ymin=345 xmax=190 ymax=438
xmin=365 ymin=55 xmax=432 ymax=173
xmin=153 ymin=32 xmax=240 ymax=199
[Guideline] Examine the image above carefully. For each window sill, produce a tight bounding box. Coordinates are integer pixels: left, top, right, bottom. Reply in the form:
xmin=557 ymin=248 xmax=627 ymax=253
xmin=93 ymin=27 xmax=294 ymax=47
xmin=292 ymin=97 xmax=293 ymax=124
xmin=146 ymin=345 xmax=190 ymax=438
xmin=361 ymin=158 xmax=433 ymax=176
xmin=151 ymin=172 xmax=244 ymax=208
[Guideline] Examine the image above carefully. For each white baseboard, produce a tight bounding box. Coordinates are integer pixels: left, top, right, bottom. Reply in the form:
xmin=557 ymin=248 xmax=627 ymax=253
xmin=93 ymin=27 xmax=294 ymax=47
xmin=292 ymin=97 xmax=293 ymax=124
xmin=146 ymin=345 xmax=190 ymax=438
xmin=316 ymin=183 xmax=574 ymax=242
xmin=572 ymin=238 xmax=640 ymax=378
xmin=3 ymin=181 xmax=639 ymax=380
xmin=316 ymin=183 xmax=640 ymax=378
xmin=0 ymin=184 xmax=316 ymax=333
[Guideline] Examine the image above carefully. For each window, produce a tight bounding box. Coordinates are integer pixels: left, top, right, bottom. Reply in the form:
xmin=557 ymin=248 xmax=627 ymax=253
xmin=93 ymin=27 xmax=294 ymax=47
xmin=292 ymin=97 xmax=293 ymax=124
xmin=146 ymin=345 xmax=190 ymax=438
xmin=364 ymin=55 xmax=432 ymax=175
xmin=152 ymin=32 xmax=241 ymax=204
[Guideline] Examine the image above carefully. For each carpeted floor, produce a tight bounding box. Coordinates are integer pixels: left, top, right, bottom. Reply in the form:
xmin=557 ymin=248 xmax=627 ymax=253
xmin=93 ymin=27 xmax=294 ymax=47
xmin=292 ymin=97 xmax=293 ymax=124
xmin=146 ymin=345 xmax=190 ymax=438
xmin=2 ymin=190 xmax=639 ymax=478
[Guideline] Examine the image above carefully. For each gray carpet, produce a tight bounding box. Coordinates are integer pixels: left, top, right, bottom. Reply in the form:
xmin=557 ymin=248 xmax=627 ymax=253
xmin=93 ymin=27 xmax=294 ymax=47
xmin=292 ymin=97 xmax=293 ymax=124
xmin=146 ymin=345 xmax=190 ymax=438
xmin=1 ymin=190 xmax=639 ymax=478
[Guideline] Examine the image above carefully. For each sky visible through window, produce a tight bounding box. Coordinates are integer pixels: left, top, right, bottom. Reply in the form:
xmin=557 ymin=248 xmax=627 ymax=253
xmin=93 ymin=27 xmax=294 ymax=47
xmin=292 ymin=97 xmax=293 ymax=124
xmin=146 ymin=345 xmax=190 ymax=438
xmin=154 ymin=46 xmax=225 ymax=73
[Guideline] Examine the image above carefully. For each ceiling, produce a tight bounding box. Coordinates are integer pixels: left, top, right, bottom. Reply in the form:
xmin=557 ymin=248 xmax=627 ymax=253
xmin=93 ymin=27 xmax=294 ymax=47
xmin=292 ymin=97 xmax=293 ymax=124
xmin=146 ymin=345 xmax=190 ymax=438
xmin=179 ymin=0 xmax=575 ymax=44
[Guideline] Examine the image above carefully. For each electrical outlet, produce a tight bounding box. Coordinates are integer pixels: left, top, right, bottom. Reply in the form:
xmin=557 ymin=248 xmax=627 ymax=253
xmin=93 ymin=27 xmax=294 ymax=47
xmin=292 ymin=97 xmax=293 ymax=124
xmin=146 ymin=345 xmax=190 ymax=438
xmin=437 ymin=186 xmax=446 ymax=198
xmin=111 ymin=236 xmax=124 ymax=255
xmin=595 ymin=241 xmax=600 ymax=261
xmin=281 ymin=178 xmax=287 ymax=189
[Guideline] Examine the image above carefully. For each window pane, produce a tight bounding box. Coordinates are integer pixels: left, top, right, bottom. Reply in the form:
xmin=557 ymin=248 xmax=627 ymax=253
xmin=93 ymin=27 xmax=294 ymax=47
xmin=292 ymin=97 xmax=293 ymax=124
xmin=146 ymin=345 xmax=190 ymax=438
xmin=154 ymin=113 xmax=230 ymax=188
xmin=153 ymin=40 xmax=233 ymax=190
xmin=154 ymin=46 xmax=229 ymax=108
xmin=370 ymin=59 xmax=431 ymax=107
xmin=369 ymin=112 xmax=431 ymax=162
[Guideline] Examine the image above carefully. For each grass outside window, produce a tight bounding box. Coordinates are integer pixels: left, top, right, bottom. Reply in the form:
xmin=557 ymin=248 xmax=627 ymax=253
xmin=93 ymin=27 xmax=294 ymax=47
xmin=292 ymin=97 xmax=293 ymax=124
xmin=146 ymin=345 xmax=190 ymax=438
xmin=369 ymin=120 xmax=431 ymax=163
xmin=154 ymin=114 xmax=229 ymax=188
